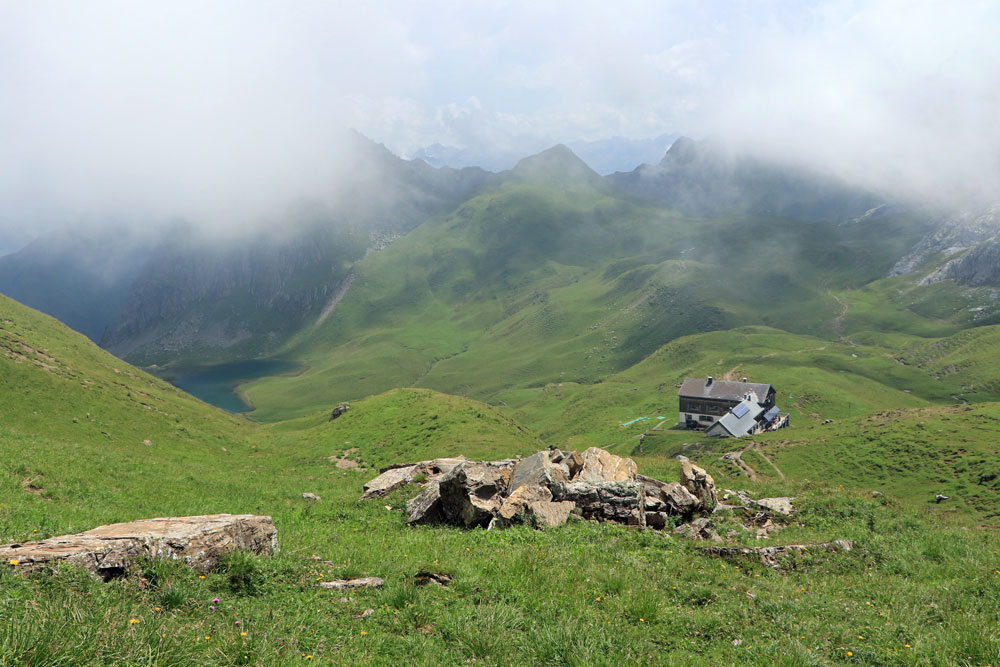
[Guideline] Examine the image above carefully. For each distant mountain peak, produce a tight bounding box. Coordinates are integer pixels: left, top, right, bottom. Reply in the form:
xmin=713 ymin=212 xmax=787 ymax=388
xmin=659 ymin=136 xmax=699 ymax=166
xmin=509 ymin=144 xmax=602 ymax=184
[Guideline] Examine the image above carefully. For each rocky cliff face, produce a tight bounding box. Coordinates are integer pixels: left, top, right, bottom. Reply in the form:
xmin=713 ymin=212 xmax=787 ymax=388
xmin=889 ymin=204 xmax=1000 ymax=286
xmin=100 ymin=226 xmax=361 ymax=363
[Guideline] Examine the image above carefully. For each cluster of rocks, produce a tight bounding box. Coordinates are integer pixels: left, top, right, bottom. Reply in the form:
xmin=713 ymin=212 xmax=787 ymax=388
xmin=0 ymin=514 xmax=277 ymax=580
xmin=361 ymin=446 xmax=719 ymax=531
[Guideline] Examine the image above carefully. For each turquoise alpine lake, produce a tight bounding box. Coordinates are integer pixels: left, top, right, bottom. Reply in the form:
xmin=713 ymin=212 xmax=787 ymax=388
xmin=158 ymin=360 xmax=298 ymax=413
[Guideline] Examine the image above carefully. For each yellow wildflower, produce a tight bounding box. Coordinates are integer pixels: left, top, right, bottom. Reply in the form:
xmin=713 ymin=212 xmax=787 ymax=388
xmin=129 ymin=618 xmax=140 ymax=624
xmin=7 ymin=559 xmax=18 ymax=566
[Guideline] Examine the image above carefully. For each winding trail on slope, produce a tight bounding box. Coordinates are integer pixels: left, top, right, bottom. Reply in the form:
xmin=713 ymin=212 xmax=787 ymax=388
xmin=829 ymin=290 xmax=850 ymax=337
xmin=315 ymin=272 xmax=356 ymax=327
xmin=723 ymin=442 xmax=787 ymax=481
xmin=723 ymin=445 xmax=758 ymax=481
xmin=754 ymin=444 xmax=786 ymax=480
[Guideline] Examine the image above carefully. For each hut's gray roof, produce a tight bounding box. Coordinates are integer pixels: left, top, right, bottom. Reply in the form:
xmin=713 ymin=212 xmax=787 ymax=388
xmin=706 ymin=396 xmax=765 ymax=437
xmin=678 ymin=377 xmax=773 ymax=402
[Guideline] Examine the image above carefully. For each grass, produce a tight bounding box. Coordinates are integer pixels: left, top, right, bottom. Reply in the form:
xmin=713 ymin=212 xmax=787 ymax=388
xmin=2 ymin=284 xmax=1000 ymax=664
xmin=237 ymin=183 xmax=934 ymax=422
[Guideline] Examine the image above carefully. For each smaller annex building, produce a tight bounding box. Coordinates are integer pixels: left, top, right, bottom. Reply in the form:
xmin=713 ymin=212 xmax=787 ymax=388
xmin=677 ymin=376 xmax=788 ymax=437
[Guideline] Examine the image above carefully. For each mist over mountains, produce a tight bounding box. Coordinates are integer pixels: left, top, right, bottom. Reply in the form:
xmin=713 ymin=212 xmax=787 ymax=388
xmin=0 ymin=131 xmax=962 ymax=377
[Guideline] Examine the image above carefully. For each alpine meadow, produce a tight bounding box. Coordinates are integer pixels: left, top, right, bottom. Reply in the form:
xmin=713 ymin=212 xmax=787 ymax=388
xmin=2 ymin=3 xmax=1000 ymax=666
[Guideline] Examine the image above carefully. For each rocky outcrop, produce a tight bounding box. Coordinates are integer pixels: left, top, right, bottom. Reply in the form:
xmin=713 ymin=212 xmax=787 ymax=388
xmin=361 ymin=457 xmax=467 ymax=500
xmin=674 ymin=516 xmax=722 ymax=542
xmin=438 ymin=460 xmax=514 ymax=528
xmin=889 ymin=204 xmax=1000 ymax=279
xmin=552 ymin=481 xmax=645 ymax=526
xmin=702 ymin=540 xmax=854 ymax=569
xmin=366 ymin=446 xmax=715 ymax=531
xmin=0 ymin=514 xmax=276 ymax=579
xmin=576 ymin=447 xmax=637 ymax=482
xmin=329 ymin=403 xmax=350 ymax=421
xmin=680 ymin=462 xmax=718 ymax=509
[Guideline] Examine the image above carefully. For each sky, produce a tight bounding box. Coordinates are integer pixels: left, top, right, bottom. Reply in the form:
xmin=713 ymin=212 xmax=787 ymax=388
xmin=1 ymin=0 xmax=999 ymax=247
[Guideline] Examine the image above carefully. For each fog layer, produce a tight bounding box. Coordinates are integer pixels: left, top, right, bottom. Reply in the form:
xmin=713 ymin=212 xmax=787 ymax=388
xmin=2 ymin=1 xmax=998 ymax=244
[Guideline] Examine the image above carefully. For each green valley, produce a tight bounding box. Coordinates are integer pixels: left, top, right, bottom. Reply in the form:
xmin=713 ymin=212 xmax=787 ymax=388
xmin=2 ymin=293 xmax=999 ymax=664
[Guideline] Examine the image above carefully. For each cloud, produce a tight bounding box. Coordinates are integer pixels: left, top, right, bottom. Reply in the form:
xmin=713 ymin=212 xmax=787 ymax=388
xmin=0 ymin=1 xmax=429 ymax=235
xmin=701 ymin=1 xmax=1000 ymax=206
xmin=1 ymin=0 xmax=998 ymax=246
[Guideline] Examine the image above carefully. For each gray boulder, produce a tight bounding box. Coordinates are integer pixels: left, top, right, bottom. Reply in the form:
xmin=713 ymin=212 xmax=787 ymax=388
xmin=552 ymin=481 xmax=645 ymax=526
xmin=680 ymin=461 xmax=718 ymax=508
xmin=753 ymin=497 xmax=795 ymax=516
xmin=438 ymin=461 xmax=514 ymax=528
xmin=0 ymin=514 xmax=277 ymax=579
xmin=498 ymin=484 xmax=553 ymax=521
xmin=674 ymin=516 xmax=722 ymax=542
xmin=509 ymin=451 xmax=552 ymax=492
xmin=407 ymin=482 xmax=444 ymax=524
xmin=362 ymin=466 xmax=417 ymax=500
xmin=329 ymin=403 xmax=350 ymax=421
xmin=528 ymin=500 xmax=576 ymax=528
xmin=576 ymin=447 xmax=637 ymax=483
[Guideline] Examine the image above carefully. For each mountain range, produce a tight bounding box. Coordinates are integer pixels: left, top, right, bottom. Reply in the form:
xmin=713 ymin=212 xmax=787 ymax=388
xmin=1 ymin=133 xmax=998 ymax=417
xmin=3 ymin=132 xmax=1000 ymax=663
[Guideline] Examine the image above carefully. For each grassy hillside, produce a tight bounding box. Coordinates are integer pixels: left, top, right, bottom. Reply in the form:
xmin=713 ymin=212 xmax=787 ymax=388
xmin=1 ymin=295 xmax=999 ymax=664
xmin=496 ymin=325 xmax=977 ymax=449
xmin=240 ymin=180 xmax=930 ymax=422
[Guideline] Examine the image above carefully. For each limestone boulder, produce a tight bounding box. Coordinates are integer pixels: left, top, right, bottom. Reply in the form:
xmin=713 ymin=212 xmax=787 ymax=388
xmin=498 ymin=484 xmax=553 ymax=521
xmin=0 ymin=514 xmax=276 ymax=579
xmin=329 ymin=403 xmax=350 ymax=421
xmin=576 ymin=447 xmax=637 ymax=483
xmin=753 ymin=497 xmax=795 ymax=516
xmin=362 ymin=466 xmax=417 ymax=500
xmin=527 ymin=500 xmax=575 ymax=528
xmin=407 ymin=482 xmax=443 ymax=525
xmin=509 ymin=451 xmax=552 ymax=493
xmin=680 ymin=462 xmax=718 ymax=508
xmin=552 ymin=481 xmax=645 ymax=526
xmin=438 ymin=461 xmax=514 ymax=528
xmin=362 ymin=457 xmax=468 ymax=500
xmin=637 ymin=474 xmax=701 ymax=516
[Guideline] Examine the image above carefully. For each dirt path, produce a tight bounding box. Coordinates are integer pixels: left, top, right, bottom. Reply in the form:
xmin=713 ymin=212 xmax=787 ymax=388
xmin=723 ymin=444 xmax=758 ymax=481
xmin=754 ymin=444 xmax=786 ymax=480
xmin=722 ymin=442 xmax=786 ymax=481
xmin=315 ymin=272 xmax=355 ymax=326
xmin=721 ymin=363 xmax=744 ymax=382
xmin=829 ymin=290 xmax=849 ymax=336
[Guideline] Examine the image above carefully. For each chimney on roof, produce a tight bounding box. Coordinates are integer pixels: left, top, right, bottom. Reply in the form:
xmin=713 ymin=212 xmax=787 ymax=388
xmin=742 ymin=377 xmax=748 ymax=382
xmin=706 ymin=376 xmax=713 ymax=385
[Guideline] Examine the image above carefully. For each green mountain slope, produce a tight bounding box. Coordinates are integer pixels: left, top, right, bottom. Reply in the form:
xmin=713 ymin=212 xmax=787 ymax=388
xmin=1 ymin=293 xmax=998 ymax=665
xmin=241 ymin=173 xmax=931 ymax=421
xmin=0 ymin=295 xmax=541 ymax=535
